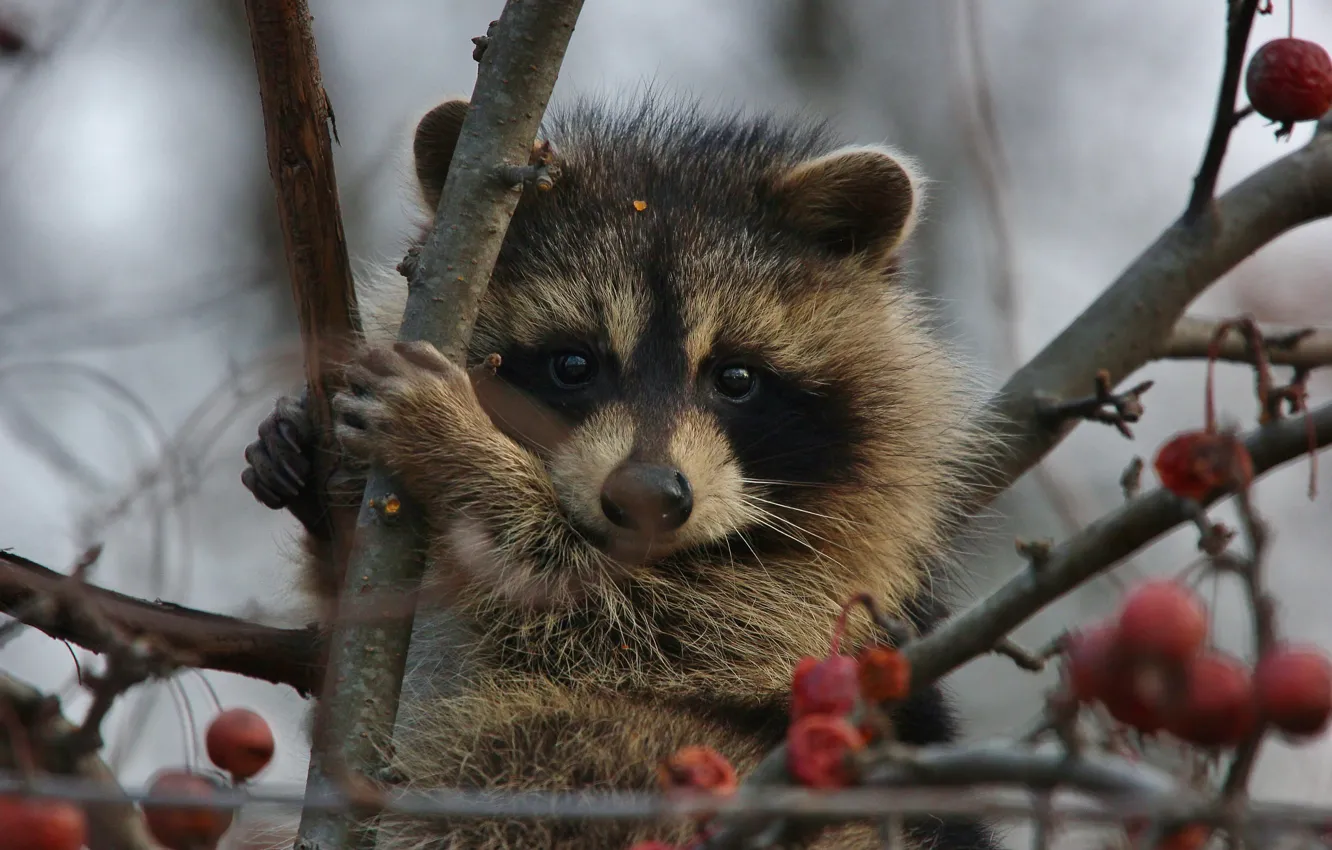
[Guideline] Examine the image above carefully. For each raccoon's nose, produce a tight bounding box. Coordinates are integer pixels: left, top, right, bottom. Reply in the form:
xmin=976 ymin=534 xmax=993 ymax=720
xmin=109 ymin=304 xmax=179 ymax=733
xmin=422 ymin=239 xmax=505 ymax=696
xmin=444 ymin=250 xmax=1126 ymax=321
xmin=600 ymin=464 xmax=694 ymax=533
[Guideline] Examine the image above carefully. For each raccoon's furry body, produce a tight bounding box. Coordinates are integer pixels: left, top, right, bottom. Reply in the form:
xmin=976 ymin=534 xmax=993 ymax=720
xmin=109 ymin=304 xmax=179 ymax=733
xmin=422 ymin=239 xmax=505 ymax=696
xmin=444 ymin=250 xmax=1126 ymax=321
xmin=244 ymin=95 xmax=1000 ymax=850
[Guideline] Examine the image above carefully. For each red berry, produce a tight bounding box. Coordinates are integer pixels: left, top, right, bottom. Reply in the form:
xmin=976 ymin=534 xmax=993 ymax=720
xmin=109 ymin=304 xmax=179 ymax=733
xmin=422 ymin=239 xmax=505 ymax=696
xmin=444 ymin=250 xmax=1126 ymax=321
xmin=1154 ymin=431 xmax=1254 ymax=502
xmin=1245 ymin=38 xmax=1332 ymax=134
xmin=205 ymin=707 xmax=275 ymax=781
xmin=1166 ymin=651 xmax=1256 ymax=747
xmin=1254 ymin=645 xmax=1332 ymax=739
xmin=786 ymin=713 xmax=865 ymax=789
xmin=657 ymin=745 xmax=737 ymax=796
xmin=1103 ymin=664 xmax=1171 ymax=734
xmin=856 ymin=646 xmax=911 ymax=704
xmin=1126 ymin=820 xmax=1211 ymax=850
xmin=1062 ymin=624 xmax=1121 ymax=704
xmin=0 ymin=796 xmax=88 ymax=850
xmin=791 ymin=654 xmax=859 ymax=720
xmin=142 ymin=770 xmax=234 ymax=850
xmin=1115 ymin=580 xmax=1208 ymax=663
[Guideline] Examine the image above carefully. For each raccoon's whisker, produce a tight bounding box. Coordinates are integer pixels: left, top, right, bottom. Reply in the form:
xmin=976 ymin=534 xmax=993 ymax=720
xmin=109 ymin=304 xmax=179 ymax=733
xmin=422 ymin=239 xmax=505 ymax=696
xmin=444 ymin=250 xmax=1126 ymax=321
xmin=742 ymin=494 xmax=854 ymax=526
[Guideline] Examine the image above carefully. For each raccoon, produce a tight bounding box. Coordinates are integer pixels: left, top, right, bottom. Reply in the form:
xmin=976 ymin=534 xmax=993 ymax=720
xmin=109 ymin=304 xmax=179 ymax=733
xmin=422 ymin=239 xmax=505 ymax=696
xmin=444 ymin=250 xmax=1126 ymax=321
xmin=242 ymin=94 xmax=1001 ymax=850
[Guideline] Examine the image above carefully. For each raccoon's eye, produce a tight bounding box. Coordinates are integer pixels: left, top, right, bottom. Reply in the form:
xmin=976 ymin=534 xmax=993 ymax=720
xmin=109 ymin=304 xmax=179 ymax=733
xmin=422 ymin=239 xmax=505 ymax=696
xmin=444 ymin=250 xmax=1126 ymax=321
xmin=714 ymin=363 xmax=758 ymax=401
xmin=549 ymin=350 xmax=597 ymax=388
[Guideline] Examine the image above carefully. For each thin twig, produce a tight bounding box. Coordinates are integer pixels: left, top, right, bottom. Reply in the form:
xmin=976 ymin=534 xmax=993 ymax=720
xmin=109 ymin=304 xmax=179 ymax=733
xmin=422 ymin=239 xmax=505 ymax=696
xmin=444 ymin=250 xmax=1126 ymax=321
xmin=1185 ymin=0 xmax=1262 ymax=220
xmin=1163 ymin=316 xmax=1332 ymax=370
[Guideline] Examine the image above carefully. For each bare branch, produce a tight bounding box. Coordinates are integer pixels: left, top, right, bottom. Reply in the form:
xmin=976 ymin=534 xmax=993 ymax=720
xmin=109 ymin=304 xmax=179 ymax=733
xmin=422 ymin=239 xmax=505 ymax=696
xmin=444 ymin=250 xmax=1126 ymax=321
xmin=243 ymin=0 xmax=363 ymax=581
xmin=980 ymin=118 xmax=1332 ymax=506
xmin=1185 ymin=0 xmax=1262 ymax=220
xmin=1163 ymin=316 xmax=1332 ymax=369
xmin=288 ymin=3 xmax=586 ymax=848
xmin=0 ymin=552 xmax=321 ymax=695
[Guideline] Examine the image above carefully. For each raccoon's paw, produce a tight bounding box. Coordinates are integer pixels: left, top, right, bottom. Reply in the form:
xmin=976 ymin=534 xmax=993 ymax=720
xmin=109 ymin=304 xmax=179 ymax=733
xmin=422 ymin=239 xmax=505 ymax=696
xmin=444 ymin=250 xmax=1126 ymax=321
xmin=242 ymin=393 xmax=316 ymax=509
xmin=333 ymin=341 xmax=482 ymax=464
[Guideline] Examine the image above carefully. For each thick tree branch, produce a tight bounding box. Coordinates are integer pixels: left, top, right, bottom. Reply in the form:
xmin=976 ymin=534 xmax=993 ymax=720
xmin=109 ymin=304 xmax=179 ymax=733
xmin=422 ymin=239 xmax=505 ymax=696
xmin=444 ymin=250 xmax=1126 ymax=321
xmin=291 ymin=3 xmax=585 ymax=849
xmin=980 ymin=117 xmax=1332 ymax=506
xmin=0 ymin=552 xmax=321 ymax=695
xmin=1185 ymin=0 xmax=1261 ymax=220
xmin=1163 ymin=316 xmax=1332 ymax=369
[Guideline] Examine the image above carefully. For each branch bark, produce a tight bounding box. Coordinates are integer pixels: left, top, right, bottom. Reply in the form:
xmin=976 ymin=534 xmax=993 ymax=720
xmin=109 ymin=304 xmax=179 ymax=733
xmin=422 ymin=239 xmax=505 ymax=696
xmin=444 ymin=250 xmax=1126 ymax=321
xmin=243 ymin=0 xmax=361 ymax=578
xmin=289 ymin=3 xmax=585 ymax=848
xmin=0 ymin=552 xmax=321 ymax=695
xmin=1163 ymin=316 xmax=1332 ymax=369
xmin=980 ymin=117 xmax=1332 ymax=506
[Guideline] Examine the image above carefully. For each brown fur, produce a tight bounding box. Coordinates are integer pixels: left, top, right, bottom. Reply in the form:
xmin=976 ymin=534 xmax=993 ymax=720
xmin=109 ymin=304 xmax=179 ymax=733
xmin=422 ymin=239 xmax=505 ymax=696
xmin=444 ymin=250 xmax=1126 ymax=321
xmin=301 ymin=95 xmax=997 ymax=849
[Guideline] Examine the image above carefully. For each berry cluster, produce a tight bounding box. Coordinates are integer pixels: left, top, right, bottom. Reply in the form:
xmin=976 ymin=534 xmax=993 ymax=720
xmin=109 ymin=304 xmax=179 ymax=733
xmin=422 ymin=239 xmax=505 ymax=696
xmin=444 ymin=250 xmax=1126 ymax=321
xmin=0 ymin=707 xmax=274 ymax=850
xmin=1062 ymin=580 xmax=1332 ymax=746
xmin=142 ymin=707 xmax=275 ymax=850
xmin=629 ymin=598 xmax=912 ymax=849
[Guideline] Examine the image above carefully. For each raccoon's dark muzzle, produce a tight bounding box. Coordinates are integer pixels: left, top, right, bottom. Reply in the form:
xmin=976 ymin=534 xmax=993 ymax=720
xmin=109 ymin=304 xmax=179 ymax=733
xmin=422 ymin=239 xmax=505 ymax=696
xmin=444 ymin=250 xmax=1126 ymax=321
xmin=599 ymin=463 xmax=693 ymax=533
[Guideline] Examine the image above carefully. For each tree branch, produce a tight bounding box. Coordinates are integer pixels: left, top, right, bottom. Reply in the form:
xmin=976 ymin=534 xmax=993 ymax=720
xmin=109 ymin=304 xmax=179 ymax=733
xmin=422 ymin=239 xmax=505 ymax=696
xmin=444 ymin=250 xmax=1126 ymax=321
xmin=243 ymin=0 xmax=362 ymax=581
xmin=704 ymin=402 xmax=1332 ymax=849
xmin=1185 ymin=0 xmax=1262 ymax=220
xmin=289 ymin=3 xmax=585 ymax=848
xmin=980 ymin=116 xmax=1332 ymax=507
xmin=1162 ymin=316 xmax=1332 ymax=369
xmin=0 ymin=552 xmax=321 ymax=695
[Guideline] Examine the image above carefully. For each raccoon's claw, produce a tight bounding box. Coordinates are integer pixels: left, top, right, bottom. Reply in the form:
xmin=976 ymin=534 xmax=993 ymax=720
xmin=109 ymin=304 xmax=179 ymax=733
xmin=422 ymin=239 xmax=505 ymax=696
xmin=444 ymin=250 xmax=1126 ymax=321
xmin=242 ymin=392 xmax=337 ymax=538
xmin=242 ymin=394 xmax=314 ymax=507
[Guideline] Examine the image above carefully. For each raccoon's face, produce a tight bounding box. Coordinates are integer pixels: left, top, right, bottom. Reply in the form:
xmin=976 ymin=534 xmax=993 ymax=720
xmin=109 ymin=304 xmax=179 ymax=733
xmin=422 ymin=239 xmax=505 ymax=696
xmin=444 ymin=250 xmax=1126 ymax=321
xmin=411 ymin=98 xmax=974 ymax=580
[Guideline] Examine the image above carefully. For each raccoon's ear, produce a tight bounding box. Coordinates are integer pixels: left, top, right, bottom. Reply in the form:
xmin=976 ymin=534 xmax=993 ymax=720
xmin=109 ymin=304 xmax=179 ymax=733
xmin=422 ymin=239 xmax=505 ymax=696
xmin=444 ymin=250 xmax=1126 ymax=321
xmin=771 ymin=145 xmax=922 ymax=263
xmin=413 ymin=99 xmax=470 ymax=212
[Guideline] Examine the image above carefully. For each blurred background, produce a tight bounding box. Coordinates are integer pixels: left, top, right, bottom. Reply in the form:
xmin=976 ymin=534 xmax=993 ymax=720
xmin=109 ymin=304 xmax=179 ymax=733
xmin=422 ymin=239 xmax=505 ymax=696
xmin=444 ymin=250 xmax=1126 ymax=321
xmin=0 ymin=1 xmax=1329 ymax=846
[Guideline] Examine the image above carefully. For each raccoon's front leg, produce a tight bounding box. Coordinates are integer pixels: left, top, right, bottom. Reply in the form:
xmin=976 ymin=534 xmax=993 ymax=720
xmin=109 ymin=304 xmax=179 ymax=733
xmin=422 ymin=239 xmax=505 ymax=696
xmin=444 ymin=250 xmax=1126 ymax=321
xmin=332 ymin=341 xmax=598 ymax=605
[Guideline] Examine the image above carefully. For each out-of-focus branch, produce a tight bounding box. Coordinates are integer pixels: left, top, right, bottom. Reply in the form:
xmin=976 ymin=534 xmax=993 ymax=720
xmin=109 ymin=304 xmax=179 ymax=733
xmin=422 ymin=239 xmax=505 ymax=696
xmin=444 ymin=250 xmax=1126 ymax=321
xmin=0 ymin=552 xmax=321 ymax=695
xmin=286 ymin=3 xmax=586 ymax=849
xmin=0 ymin=673 xmax=157 ymax=850
xmin=705 ymin=403 xmax=1332 ymax=849
xmin=243 ymin=0 xmax=361 ymax=580
xmin=1163 ymin=316 xmax=1332 ymax=369
xmin=1185 ymin=0 xmax=1262 ymax=220
xmin=979 ymin=116 xmax=1332 ymax=506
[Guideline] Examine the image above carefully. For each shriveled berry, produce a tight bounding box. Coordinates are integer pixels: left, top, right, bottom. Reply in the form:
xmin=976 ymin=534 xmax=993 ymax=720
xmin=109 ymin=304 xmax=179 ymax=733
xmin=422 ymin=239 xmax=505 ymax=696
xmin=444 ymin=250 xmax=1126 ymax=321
xmin=1166 ymin=651 xmax=1256 ymax=747
xmin=1254 ymin=645 xmax=1332 ymax=738
xmin=857 ymin=646 xmax=910 ymax=703
xmin=142 ymin=770 xmax=234 ymax=850
xmin=205 ymin=707 xmax=275 ymax=781
xmin=1062 ymin=623 xmax=1120 ymax=704
xmin=1154 ymin=430 xmax=1254 ymax=501
xmin=0 ymin=796 xmax=88 ymax=850
xmin=1245 ymin=38 xmax=1332 ymax=135
xmin=1115 ymin=580 xmax=1208 ymax=663
xmin=657 ymin=745 xmax=737 ymax=796
xmin=787 ymin=713 xmax=865 ymax=789
xmin=791 ymin=654 xmax=859 ymax=720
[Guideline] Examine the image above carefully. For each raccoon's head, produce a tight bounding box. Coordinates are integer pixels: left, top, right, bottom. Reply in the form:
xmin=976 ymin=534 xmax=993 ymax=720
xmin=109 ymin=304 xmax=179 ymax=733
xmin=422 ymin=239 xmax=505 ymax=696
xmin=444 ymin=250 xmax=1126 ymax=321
xmin=405 ymin=96 xmax=984 ymax=608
